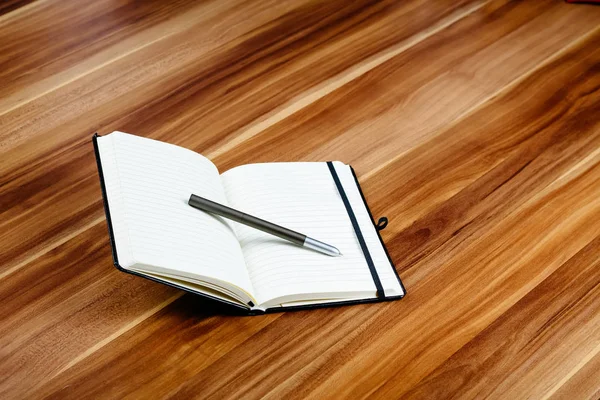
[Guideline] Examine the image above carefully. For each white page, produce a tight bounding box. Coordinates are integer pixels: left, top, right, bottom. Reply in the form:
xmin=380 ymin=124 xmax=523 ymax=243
xmin=96 ymin=132 xmax=255 ymax=304
xmin=221 ymin=161 xmax=403 ymax=307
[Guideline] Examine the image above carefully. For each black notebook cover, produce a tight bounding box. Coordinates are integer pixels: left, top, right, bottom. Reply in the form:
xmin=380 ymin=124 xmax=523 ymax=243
xmin=93 ymin=133 xmax=405 ymax=315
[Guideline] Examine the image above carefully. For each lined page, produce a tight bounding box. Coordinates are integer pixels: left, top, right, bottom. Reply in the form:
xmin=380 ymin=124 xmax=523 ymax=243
xmin=96 ymin=132 xmax=255 ymax=303
xmin=221 ymin=161 xmax=403 ymax=306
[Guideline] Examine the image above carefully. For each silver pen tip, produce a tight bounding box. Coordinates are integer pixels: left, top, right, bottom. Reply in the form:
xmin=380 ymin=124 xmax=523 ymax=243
xmin=304 ymin=237 xmax=342 ymax=257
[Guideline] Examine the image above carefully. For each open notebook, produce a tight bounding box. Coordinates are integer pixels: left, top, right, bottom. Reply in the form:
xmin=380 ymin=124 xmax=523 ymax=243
xmin=93 ymin=132 xmax=405 ymax=314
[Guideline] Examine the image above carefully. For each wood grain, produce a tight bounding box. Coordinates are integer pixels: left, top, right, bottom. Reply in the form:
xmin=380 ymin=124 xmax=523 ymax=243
xmin=1 ymin=0 xmax=599 ymax=398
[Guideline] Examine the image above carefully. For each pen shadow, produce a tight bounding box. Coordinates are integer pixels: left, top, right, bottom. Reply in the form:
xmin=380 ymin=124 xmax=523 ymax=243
xmin=255 ymin=236 xmax=337 ymax=257
xmin=253 ymin=236 xmax=300 ymax=250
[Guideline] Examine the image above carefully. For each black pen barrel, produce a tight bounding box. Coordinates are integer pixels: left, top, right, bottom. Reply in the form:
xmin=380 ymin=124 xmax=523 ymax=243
xmin=188 ymin=194 xmax=306 ymax=246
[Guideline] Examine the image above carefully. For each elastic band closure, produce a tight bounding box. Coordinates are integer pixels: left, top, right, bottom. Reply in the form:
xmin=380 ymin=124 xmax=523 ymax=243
xmin=376 ymin=217 xmax=388 ymax=231
xmin=327 ymin=162 xmax=385 ymax=298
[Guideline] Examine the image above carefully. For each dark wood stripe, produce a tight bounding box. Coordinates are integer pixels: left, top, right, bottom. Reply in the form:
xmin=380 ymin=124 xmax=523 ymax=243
xmin=0 ymin=0 xmax=36 ymax=17
xmin=0 ymin=0 xmax=203 ymax=92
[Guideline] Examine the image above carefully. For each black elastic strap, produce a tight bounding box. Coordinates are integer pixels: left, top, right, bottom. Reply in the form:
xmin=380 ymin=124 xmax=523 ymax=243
xmin=376 ymin=217 xmax=388 ymax=231
xmin=327 ymin=162 xmax=385 ymax=298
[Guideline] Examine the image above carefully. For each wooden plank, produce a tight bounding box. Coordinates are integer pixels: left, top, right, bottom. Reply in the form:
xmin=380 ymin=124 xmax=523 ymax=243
xmin=213 ymin=0 xmax=600 ymax=173
xmin=0 ymin=225 xmax=180 ymax=397
xmin=370 ymin=29 xmax=600 ymax=273
xmin=0 ymin=0 xmax=307 ymax=153
xmin=549 ymin=351 xmax=600 ymax=400
xmin=0 ymin=0 xmax=483 ymax=160
xmin=402 ymin=235 xmax=600 ymax=399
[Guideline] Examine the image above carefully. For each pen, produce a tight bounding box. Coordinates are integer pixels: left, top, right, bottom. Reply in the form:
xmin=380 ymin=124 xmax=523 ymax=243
xmin=188 ymin=194 xmax=342 ymax=257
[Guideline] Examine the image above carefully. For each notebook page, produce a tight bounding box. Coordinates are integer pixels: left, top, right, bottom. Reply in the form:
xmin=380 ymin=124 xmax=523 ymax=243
xmin=221 ymin=161 xmax=403 ymax=307
xmin=96 ymin=132 xmax=255 ymax=303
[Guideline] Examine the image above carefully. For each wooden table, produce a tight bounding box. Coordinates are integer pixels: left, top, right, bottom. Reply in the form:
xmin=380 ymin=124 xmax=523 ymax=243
xmin=2 ymin=1 xmax=600 ymax=398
